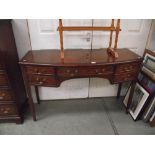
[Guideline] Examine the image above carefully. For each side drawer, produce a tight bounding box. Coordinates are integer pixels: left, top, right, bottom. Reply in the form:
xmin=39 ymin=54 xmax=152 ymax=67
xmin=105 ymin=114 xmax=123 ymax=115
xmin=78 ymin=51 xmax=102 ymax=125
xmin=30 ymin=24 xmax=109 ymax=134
xmin=113 ymin=72 xmax=137 ymax=83
xmin=0 ymin=89 xmax=14 ymax=101
xmin=28 ymin=75 xmax=57 ymax=86
xmin=0 ymin=104 xmax=17 ymax=116
xmin=115 ymin=62 xmax=140 ymax=74
xmin=0 ymin=73 xmax=9 ymax=86
xmin=25 ymin=66 xmax=55 ymax=75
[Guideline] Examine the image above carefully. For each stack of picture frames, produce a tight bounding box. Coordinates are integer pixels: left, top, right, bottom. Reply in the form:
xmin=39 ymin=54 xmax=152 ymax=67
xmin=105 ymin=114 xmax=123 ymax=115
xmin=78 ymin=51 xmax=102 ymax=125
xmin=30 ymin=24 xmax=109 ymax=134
xmin=123 ymin=49 xmax=155 ymax=126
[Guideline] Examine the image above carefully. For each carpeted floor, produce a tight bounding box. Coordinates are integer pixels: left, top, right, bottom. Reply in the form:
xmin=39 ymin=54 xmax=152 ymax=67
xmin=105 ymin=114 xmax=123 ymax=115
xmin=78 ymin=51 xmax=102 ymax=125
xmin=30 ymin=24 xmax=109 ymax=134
xmin=0 ymin=97 xmax=155 ymax=135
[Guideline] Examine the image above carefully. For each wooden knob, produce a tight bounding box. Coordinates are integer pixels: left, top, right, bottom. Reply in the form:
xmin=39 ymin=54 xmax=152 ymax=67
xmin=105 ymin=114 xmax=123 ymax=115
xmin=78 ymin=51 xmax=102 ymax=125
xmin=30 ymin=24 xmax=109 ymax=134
xmin=74 ymin=70 xmax=78 ymax=73
xmin=67 ymin=70 xmax=70 ymax=73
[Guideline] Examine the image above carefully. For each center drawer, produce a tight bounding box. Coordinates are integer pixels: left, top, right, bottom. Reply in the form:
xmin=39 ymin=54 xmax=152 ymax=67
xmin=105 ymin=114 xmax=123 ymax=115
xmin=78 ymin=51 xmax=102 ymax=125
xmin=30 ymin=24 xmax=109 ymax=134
xmin=28 ymin=75 xmax=57 ymax=86
xmin=25 ymin=66 xmax=55 ymax=75
xmin=58 ymin=66 xmax=114 ymax=77
xmin=0 ymin=89 xmax=14 ymax=101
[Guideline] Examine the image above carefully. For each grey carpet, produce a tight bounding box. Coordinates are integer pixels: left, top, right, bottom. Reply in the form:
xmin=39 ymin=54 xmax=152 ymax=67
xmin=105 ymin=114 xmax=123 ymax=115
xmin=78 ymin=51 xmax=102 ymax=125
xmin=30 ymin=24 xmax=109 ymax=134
xmin=0 ymin=97 xmax=155 ymax=135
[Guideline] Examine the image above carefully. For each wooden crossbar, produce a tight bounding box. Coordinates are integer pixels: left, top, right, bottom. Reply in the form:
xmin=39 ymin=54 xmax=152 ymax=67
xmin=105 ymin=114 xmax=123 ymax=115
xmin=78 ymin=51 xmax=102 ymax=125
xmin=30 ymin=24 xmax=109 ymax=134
xmin=58 ymin=19 xmax=121 ymax=60
xmin=57 ymin=26 xmax=121 ymax=31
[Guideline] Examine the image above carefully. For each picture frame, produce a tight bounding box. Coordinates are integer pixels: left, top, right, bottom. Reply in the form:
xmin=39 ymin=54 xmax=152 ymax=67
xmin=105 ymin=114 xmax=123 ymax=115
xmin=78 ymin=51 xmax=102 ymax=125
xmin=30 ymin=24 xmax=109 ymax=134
xmin=123 ymin=83 xmax=149 ymax=120
xmin=143 ymin=96 xmax=155 ymax=122
xmin=142 ymin=53 xmax=155 ymax=81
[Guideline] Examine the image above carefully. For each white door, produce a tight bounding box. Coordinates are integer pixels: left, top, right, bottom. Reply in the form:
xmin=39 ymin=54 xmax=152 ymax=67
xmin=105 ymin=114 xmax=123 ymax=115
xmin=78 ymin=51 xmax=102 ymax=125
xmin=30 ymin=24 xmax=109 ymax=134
xmin=28 ymin=19 xmax=92 ymax=100
xmin=28 ymin=19 xmax=152 ymax=100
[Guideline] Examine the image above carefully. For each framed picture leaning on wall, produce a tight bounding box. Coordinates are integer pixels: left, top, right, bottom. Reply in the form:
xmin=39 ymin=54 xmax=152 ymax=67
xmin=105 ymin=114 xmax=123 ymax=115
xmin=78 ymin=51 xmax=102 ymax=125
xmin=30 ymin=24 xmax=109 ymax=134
xmin=142 ymin=52 xmax=155 ymax=81
xmin=123 ymin=83 xmax=149 ymax=120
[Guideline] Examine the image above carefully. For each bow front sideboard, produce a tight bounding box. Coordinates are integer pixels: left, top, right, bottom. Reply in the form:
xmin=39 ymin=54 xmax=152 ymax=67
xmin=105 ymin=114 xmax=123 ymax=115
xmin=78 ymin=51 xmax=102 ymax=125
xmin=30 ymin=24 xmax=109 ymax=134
xmin=19 ymin=48 xmax=142 ymax=121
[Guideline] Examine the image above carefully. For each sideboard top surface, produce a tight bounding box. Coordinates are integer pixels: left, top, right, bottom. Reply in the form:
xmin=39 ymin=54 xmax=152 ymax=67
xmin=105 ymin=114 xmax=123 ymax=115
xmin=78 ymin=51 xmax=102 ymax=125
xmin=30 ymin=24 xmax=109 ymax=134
xmin=20 ymin=48 xmax=142 ymax=66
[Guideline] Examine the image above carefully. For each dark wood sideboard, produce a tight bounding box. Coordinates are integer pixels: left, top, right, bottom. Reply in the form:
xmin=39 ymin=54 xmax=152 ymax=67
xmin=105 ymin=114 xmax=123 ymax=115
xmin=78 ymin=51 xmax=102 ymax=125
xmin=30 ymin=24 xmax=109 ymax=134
xmin=19 ymin=48 xmax=142 ymax=121
xmin=0 ymin=20 xmax=27 ymax=124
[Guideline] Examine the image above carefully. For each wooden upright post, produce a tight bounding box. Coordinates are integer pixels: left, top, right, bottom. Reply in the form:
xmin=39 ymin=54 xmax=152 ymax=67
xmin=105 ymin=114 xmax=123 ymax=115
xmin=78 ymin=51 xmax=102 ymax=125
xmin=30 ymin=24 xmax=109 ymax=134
xmin=109 ymin=19 xmax=114 ymax=48
xmin=59 ymin=19 xmax=64 ymax=60
xmin=114 ymin=19 xmax=120 ymax=50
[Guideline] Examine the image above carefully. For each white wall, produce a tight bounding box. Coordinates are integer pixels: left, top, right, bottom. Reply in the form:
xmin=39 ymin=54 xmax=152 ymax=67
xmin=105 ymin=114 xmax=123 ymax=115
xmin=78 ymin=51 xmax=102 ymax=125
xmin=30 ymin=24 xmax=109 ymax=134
xmin=12 ymin=19 xmax=152 ymax=101
xmin=147 ymin=20 xmax=155 ymax=50
xmin=12 ymin=19 xmax=31 ymax=59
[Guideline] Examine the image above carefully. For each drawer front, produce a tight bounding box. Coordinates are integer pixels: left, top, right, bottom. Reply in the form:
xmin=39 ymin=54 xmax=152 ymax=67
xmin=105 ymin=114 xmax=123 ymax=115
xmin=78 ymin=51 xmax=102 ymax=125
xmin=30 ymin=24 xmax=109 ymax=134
xmin=116 ymin=62 xmax=140 ymax=74
xmin=0 ymin=73 xmax=9 ymax=86
xmin=0 ymin=89 xmax=14 ymax=101
xmin=0 ymin=104 xmax=17 ymax=116
xmin=114 ymin=73 xmax=137 ymax=83
xmin=58 ymin=66 xmax=114 ymax=77
xmin=28 ymin=75 xmax=57 ymax=86
xmin=26 ymin=66 xmax=55 ymax=75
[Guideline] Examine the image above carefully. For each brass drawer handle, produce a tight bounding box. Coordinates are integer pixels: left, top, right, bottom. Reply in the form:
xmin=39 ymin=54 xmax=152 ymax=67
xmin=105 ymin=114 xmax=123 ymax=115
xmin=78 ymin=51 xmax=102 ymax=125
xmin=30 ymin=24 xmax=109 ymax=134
xmin=39 ymin=81 xmax=43 ymax=85
xmin=98 ymin=73 xmax=103 ymax=75
xmin=70 ymin=73 xmax=75 ymax=76
xmin=0 ymin=96 xmax=4 ymax=99
xmin=4 ymin=110 xmax=9 ymax=114
xmin=66 ymin=70 xmax=70 ymax=73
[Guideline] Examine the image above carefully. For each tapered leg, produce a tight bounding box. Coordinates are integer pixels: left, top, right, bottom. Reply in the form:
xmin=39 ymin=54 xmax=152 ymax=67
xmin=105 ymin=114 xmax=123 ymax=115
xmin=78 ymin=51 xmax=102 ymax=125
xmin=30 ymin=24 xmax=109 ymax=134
xmin=117 ymin=83 xmax=122 ymax=99
xmin=126 ymin=81 xmax=136 ymax=113
xmin=21 ymin=66 xmax=37 ymax=121
xmin=35 ymin=86 xmax=40 ymax=104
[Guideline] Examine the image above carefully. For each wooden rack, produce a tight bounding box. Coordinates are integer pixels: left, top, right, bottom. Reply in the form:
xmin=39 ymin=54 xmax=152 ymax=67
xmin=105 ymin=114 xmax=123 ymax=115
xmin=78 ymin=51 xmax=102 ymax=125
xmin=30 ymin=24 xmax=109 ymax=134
xmin=58 ymin=19 xmax=121 ymax=60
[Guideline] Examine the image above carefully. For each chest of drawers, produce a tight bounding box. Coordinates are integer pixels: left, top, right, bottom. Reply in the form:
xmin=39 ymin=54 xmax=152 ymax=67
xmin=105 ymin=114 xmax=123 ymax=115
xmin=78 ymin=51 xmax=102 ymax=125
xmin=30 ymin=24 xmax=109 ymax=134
xmin=0 ymin=20 xmax=27 ymax=124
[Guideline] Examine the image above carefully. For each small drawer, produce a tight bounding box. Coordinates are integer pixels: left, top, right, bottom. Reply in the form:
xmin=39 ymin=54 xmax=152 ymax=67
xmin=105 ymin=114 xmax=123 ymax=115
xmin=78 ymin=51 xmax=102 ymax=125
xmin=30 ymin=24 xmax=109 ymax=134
xmin=116 ymin=62 xmax=140 ymax=74
xmin=0 ymin=89 xmax=14 ymax=101
xmin=0 ymin=104 xmax=17 ymax=116
xmin=0 ymin=73 xmax=9 ymax=86
xmin=26 ymin=66 xmax=55 ymax=75
xmin=28 ymin=75 xmax=57 ymax=86
xmin=114 ymin=73 xmax=137 ymax=83
xmin=58 ymin=66 xmax=114 ymax=77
